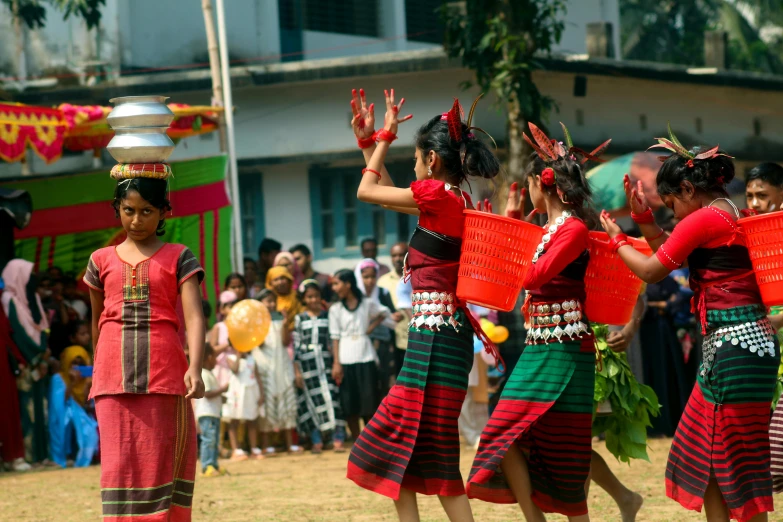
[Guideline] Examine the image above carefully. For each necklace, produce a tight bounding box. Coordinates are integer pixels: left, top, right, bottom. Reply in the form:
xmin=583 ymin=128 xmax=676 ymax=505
xmin=532 ymin=210 xmax=573 ymax=264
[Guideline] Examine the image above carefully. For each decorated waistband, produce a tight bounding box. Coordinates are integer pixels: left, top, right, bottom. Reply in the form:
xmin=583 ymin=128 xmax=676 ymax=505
xmin=410 ymin=290 xmax=460 ymax=330
xmin=526 ymin=299 xmax=590 ymax=344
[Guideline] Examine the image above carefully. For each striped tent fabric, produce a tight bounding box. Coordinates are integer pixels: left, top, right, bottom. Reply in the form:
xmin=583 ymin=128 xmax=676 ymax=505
xmin=346 ymin=312 xmax=474 ymax=499
xmin=666 ymin=306 xmax=779 ymax=522
xmin=467 ymin=339 xmax=595 ymax=516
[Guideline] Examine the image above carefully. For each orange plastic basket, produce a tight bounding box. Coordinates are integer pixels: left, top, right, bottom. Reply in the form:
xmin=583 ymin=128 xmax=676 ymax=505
xmin=457 ymin=210 xmax=544 ymax=312
xmin=585 ymin=232 xmax=653 ymax=325
xmin=738 ymin=212 xmax=783 ymax=307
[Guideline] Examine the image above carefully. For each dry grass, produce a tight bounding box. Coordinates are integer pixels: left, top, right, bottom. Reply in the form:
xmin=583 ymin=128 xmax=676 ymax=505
xmin=0 ymin=438 xmax=714 ymax=521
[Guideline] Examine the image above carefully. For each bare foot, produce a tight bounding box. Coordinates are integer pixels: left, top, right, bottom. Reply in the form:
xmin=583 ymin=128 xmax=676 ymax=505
xmin=619 ymin=491 xmax=644 ymax=522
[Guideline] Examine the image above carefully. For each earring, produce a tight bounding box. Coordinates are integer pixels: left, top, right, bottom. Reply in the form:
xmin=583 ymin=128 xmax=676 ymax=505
xmin=427 ymin=167 xmax=432 ymax=177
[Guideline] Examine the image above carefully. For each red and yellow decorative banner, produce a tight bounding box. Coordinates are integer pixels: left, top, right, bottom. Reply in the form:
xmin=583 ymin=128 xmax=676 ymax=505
xmin=0 ymin=103 xmax=68 ymax=163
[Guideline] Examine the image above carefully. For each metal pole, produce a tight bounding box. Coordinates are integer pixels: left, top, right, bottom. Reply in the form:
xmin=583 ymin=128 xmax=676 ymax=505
xmin=215 ymin=0 xmax=244 ymax=272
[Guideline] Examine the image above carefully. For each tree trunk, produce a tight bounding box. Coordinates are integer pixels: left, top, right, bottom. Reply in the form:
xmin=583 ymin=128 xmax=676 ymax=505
xmin=497 ymin=93 xmax=531 ymax=216
xmin=201 ymin=0 xmax=228 ymax=153
xmin=12 ymin=0 xmax=27 ymax=84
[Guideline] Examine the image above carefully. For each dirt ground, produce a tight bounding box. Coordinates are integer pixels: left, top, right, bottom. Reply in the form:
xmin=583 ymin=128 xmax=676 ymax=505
xmin=0 ymin=438 xmax=729 ymax=521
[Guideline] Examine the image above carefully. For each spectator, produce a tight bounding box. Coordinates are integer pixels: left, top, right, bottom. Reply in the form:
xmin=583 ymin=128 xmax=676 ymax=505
xmin=377 ymin=242 xmax=407 ymax=306
xmin=2 ymin=260 xmax=50 ymax=464
xmin=243 ymin=257 xmax=263 ymax=299
xmin=359 ymin=238 xmax=390 ymax=277
xmin=67 ymin=320 xmax=91 ymax=351
xmin=376 ymin=242 xmax=409 ymax=376
xmin=258 ymin=238 xmax=282 ymax=284
xmin=274 ymin=252 xmax=304 ymax=288
xmin=0 ymin=288 xmax=30 ymax=471
xmin=224 ymin=273 xmax=248 ymax=302
xmin=62 ymin=275 xmax=88 ymax=321
xmin=255 ymin=289 xmax=300 ymax=455
xmin=222 ymin=344 xmax=263 ymax=461
xmin=195 ymin=344 xmax=228 ymax=476
xmin=265 ymin=266 xmax=301 ymax=335
xmin=745 ymin=162 xmax=783 ymax=214
xmin=290 ymin=244 xmax=333 ymax=303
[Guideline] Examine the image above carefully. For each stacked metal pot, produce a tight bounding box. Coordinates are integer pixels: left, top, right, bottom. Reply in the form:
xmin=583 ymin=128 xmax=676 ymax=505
xmin=106 ymin=96 xmax=175 ymax=164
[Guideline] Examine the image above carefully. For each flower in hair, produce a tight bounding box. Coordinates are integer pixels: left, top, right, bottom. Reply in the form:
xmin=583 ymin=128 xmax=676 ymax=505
xmin=541 ymin=168 xmax=556 ymax=186
xmin=686 ymin=159 xmax=694 ymax=168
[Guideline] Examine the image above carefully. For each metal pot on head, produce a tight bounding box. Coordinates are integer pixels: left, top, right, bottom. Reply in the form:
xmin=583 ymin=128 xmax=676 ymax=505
xmin=108 ymin=95 xmax=175 ymax=129
xmin=106 ymin=127 xmax=175 ymax=164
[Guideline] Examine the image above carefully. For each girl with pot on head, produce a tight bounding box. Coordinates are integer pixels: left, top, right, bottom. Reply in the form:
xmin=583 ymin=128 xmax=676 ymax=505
xmin=84 ymin=167 xmax=206 ymax=521
xmin=599 ymin=130 xmax=777 ymax=522
xmin=346 ymin=88 xmax=502 ymax=522
xmin=467 ymin=125 xmax=598 ymax=522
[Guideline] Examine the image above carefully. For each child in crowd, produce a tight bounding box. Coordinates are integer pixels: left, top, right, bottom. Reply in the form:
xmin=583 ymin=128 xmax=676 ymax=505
xmin=222 ymin=344 xmax=263 ymax=461
xmin=196 ymin=344 xmax=228 ymax=476
xmin=328 ymin=269 xmax=390 ymax=439
xmin=224 ymin=273 xmax=248 ymax=302
xmin=68 ymin=320 xmax=91 ymax=350
xmin=293 ymin=280 xmax=346 ymax=453
xmin=255 ymin=289 xmax=300 ymax=455
xmin=209 ymin=290 xmax=237 ymax=458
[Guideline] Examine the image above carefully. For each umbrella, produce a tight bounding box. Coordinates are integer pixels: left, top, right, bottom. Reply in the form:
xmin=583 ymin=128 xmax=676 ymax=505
xmin=586 ymin=152 xmax=663 ymax=213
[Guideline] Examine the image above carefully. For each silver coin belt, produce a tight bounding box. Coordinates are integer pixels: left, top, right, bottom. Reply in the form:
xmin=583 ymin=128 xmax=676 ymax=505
xmin=532 ymin=210 xmax=573 ymax=264
xmin=525 ymin=299 xmax=589 ymax=344
xmin=701 ymin=318 xmax=777 ymax=378
xmin=410 ymin=291 xmax=460 ymax=331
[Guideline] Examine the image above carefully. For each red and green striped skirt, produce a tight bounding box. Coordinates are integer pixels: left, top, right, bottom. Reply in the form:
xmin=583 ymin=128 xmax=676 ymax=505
xmin=666 ymin=305 xmax=778 ymax=522
xmin=347 ymin=313 xmax=474 ymax=499
xmin=95 ymin=394 xmax=196 ymax=521
xmin=467 ymin=338 xmax=596 ymax=516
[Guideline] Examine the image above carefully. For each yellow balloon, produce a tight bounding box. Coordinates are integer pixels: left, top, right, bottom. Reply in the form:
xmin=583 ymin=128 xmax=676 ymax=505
xmin=225 ymin=299 xmax=271 ymax=353
xmin=479 ymin=318 xmax=496 ymax=337
xmin=489 ymin=325 xmax=509 ymax=344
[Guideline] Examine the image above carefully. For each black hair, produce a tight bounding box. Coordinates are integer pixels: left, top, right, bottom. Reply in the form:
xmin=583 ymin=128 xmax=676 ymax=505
xmin=112 ymin=178 xmax=171 ymax=237
xmin=298 ymin=280 xmax=322 ymax=303
xmin=224 ymin=272 xmax=247 ymax=290
xmin=258 ymin=238 xmax=282 ymax=256
xmin=203 ymin=343 xmax=215 ymax=359
xmin=656 ymin=147 xmax=735 ymax=197
xmin=747 ymin=162 xmax=783 ymax=188
xmin=68 ymin=319 xmax=88 ymax=339
xmin=290 ymin=243 xmax=312 ymax=257
xmin=415 ymin=115 xmax=501 ymax=185
xmin=26 ymin=274 xmax=42 ymax=324
xmin=257 ymin=288 xmax=276 ymax=302
xmin=201 ymin=300 xmax=213 ymax=321
xmin=243 ymin=257 xmax=257 ymax=266
xmin=333 ymin=269 xmax=363 ymax=305
xmin=360 ymin=238 xmax=377 ymax=249
xmin=526 ymin=153 xmax=598 ymax=227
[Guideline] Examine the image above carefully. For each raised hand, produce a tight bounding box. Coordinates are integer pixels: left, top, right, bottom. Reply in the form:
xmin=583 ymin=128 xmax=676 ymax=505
xmin=476 ymin=199 xmax=493 ymax=214
xmin=599 ymin=209 xmax=622 ymax=239
xmin=505 ymin=182 xmax=538 ymax=222
xmin=350 ymin=88 xmax=375 ymax=140
xmin=383 ymin=88 xmax=413 ymax=135
xmin=624 ymin=174 xmax=649 ymax=215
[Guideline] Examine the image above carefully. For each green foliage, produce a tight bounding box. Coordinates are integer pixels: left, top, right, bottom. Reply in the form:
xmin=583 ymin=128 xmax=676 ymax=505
xmin=592 ymin=323 xmax=661 ymax=464
xmin=3 ymin=0 xmax=104 ymax=30
xmin=441 ymin=0 xmax=567 ymax=123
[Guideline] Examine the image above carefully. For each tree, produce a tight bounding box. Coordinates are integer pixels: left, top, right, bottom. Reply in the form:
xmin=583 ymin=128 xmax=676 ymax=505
xmin=441 ymin=0 xmax=567 ymax=184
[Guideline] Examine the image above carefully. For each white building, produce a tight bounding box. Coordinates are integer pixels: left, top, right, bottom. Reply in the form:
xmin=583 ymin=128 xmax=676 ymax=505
xmin=1 ymin=0 xmax=781 ymax=272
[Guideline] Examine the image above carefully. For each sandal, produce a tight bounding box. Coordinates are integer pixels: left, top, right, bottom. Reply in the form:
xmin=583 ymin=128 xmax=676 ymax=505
xmin=333 ymin=442 xmax=346 ymax=454
xmin=288 ymin=445 xmax=304 ymax=454
xmin=263 ymin=447 xmax=277 ymax=457
xmin=311 ymin=443 xmax=323 ymax=455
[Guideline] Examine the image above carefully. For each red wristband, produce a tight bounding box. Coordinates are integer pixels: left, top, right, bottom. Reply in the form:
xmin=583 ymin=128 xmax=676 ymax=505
xmin=357 ymin=130 xmax=378 ymax=149
xmin=362 ymin=168 xmax=381 ymax=180
xmin=375 ymin=129 xmax=397 ymax=144
xmin=645 ymin=228 xmax=666 ymax=241
xmin=610 ymin=233 xmax=629 ymax=253
xmin=507 ymin=210 xmax=522 ymax=220
xmin=631 ymin=207 xmax=654 ymax=224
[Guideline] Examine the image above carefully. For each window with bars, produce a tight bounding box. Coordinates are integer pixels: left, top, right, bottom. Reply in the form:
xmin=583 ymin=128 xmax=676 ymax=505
xmin=238 ymin=172 xmax=266 ymax=258
xmin=405 ymin=0 xmax=445 ymax=44
xmin=278 ymin=0 xmax=379 ymax=37
xmin=309 ymin=162 xmax=418 ymax=259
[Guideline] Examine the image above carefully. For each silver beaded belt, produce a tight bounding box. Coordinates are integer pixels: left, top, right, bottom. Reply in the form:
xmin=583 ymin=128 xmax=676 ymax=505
xmin=701 ymin=317 xmax=776 ymax=378
xmin=526 ymin=299 xmax=589 ymax=344
xmin=410 ymin=291 xmax=460 ymax=330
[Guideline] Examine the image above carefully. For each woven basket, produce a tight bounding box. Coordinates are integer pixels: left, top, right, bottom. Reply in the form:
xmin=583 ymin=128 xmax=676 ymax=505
xmin=457 ymin=210 xmax=544 ymax=312
xmin=585 ymin=232 xmax=652 ymax=325
xmin=738 ymin=212 xmax=783 ymax=307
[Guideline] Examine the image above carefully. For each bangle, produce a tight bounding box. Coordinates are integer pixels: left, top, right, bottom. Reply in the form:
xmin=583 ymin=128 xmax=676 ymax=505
xmin=645 ymin=228 xmax=666 ymax=241
xmin=631 ymin=207 xmax=654 ymax=224
xmin=610 ymin=233 xmax=629 ymax=253
xmin=362 ymin=168 xmax=381 ymax=180
xmin=357 ymin=130 xmax=378 ymax=149
xmin=375 ymin=129 xmax=397 ymax=143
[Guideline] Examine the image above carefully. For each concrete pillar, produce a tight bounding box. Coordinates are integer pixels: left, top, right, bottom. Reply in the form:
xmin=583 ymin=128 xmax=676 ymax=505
xmin=586 ymin=22 xmax=615 ymax=59
xmin=704 ymin=30 xmax=728 ymax=69
xmin=379 ymin=0 xmax=407 ymax=52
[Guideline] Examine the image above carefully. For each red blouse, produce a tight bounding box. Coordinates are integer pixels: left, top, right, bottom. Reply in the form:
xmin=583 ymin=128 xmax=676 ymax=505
xmin=84 ymin=243 xmax=204 ymax=397
xmin=523 ymin=218 xmax=590 ymax=302
xmin=408 ymin=179 xmax=473 ymax=292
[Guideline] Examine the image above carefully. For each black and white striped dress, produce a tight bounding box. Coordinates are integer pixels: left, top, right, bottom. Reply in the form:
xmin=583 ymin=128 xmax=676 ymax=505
xmin=293 ymin=311 xmax=345 ymax=438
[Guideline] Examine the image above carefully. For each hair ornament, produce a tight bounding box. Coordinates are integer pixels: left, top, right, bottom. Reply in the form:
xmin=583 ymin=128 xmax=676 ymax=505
xmin=648 ymin=122 xmax=733 ymax=164
xmin=541 ymin=167 xmax=556 ymax=186
xmin=298 ymin=278 xmax=319 ymax=294
xmin=440 ymin=94 xmax=497 ymax=151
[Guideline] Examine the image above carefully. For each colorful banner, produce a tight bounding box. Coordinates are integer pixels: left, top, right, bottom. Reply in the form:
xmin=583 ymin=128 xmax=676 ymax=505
xmin=0 ymin=155 xmax=232 ymax=308
xmin=0 ymin=103 xmax=68 ymax=163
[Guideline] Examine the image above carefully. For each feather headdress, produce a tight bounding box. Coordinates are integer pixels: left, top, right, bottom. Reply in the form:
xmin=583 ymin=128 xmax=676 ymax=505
xmin=648 ymin=123 xmax=733 ymax=165
xmin=523 ymin=122 xmax=611 ymax=165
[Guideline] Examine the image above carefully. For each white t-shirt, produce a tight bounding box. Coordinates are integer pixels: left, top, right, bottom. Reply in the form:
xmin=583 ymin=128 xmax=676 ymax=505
xmin=195 ymin=368 xmax=222 ymax=419
xmin=328 ymin=299 xmax=389 ymax=365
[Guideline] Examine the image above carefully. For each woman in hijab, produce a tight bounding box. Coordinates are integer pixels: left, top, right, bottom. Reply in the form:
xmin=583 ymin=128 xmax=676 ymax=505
xmin=266 ymin=266 xmax=302 ymax=339
xmin=274 ymin=252 xmax=304 ymax=288
xmin=1 ymin=259 xmax=50 ymax=464
xmin=48 ymin=345 xmax=99 ymax=468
